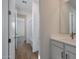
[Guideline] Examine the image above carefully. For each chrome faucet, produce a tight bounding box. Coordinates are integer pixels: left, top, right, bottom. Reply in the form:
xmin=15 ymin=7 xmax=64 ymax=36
xmin=70 ymin=32 xmax=76 ymax=39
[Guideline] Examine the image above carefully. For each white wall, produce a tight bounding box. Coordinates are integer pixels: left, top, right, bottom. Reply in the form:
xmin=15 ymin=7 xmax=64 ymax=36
xmin=32 ymin=0 xmax=40 ymax=52
xmin=16 ymin=17 xmax=25 ymax=36
xmin=2 ymin=0 xmax=8 ymax=59
xmin=26 ymin=0 xmax=40 ymax=52
xmin=39 ymin=0 xmax=60 ymax=59
xmin=16 ymin=16 xmax=26 ymax=47
xmin=26 ymin=18 xmax=32 ymax=45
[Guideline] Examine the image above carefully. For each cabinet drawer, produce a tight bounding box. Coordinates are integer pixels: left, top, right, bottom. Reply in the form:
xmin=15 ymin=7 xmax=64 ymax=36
xmin=65 ymin=45 xmax=76 ymax=54
xmin=51 ymin=40 xmax=64 ymax=48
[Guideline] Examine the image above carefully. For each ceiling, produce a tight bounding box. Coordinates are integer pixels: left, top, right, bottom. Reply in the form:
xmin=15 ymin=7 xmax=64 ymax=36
xmin=15 ymin=0 xmax=75 ymax=15
xmin=15 ymin=0 xmax=32 ymax=15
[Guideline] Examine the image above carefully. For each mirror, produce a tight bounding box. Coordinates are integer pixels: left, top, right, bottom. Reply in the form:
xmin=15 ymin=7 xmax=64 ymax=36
xmin=59 ymin=0 xmax=76 ymax=35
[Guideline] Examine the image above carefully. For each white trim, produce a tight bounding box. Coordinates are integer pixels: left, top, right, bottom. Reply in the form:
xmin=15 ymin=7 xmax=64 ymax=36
xmin=2 ymin=0 xmax=9 ymax=59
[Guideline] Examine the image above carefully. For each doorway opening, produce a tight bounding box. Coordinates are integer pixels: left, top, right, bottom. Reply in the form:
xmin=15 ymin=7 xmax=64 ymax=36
xmin=8 ymin=0 xmax=40 ymax=59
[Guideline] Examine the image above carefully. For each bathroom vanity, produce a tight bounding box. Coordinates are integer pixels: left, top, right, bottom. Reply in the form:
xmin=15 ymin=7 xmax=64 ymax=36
xmin=49 ymin=0 xmax=76 ymax=59
xmin=50 ymin=34 xmax=76 ymax=59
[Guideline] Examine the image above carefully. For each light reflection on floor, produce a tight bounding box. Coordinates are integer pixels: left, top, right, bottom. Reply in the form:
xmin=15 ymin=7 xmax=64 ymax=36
xmin=38 ymin=54 xmax=40 ymax=59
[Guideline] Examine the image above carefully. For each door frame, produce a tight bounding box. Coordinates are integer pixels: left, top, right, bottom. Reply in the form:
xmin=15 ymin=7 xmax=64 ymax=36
xmin=2 ymin=0 xmax=9 ymax=59
xmin=2 ymin=0 xmax=16 ymax=59
xmin=8 ymin=0 xmax=16 ymax=59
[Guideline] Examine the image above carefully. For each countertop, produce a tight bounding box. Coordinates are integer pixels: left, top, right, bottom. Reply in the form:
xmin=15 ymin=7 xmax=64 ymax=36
xmin=50 ymin=34 xmax=76 ymax=46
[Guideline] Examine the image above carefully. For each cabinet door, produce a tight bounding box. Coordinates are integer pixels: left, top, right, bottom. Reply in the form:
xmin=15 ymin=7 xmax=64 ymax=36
xmin=65 ymin=52 xmax=76 ymax=59
xmin=51 ymin=45 xmax=64 ymax=59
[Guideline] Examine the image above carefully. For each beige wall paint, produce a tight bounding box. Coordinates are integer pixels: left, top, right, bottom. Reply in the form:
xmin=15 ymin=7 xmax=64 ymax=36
xmin=60 ymin=0 xmax=69 ymax=34
xmin=39 ymin=0 xmax=70 ymax=59
xmin=39 ymin=0 xmax=60 ymax=59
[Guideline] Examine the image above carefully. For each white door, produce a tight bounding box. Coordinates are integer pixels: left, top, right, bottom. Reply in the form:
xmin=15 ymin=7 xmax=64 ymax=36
xmin=8 ymin=0 xmax=16 ymax=59
xmin=51 ymin=45 xmax=64 ymax=59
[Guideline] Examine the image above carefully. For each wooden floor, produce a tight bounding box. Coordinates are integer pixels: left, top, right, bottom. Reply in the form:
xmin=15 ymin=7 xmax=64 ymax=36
xmin=16 ymin=41 xmax=38 ymax=59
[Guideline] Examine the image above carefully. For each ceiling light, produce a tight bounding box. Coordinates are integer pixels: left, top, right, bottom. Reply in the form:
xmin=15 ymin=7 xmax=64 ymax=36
xmin=22 ymin=0 xmax=27 ymax=4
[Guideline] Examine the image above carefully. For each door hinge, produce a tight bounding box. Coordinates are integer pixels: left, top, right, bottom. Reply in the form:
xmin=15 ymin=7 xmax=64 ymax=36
xmin=8 ymin=38 xmax=11 ymax=43
xmin=8 ymin=10 xmax=11 ymax=15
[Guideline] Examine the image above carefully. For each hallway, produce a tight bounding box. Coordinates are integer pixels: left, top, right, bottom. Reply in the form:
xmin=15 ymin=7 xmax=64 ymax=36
xmin=16 ymin=41 xmax=38 ymax=59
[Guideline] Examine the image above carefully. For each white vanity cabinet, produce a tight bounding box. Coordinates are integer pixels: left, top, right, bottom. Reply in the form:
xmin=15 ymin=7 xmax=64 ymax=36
xmin=51 ymin=45 xmax=64 ymax=59
xmin=65 ymin=51 xmax=76 ymax=59
xmin=50 ymin=40 xmax=65 ymax=59
xmin=50 ymin=40 xmax=64 ymax=59
xmin=65 ymin=45 xmax=76 ymax=59
xmin=50 ymin=40 xmax=76 ymax=59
